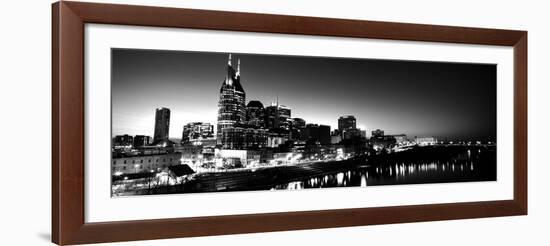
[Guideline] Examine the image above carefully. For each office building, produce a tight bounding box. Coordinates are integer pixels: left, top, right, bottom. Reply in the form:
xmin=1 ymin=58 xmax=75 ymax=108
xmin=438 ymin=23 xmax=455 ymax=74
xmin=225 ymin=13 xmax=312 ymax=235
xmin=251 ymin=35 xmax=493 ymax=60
xmin=182 ymin=122 xmax=214 ymax=144
xmin=217 ymin=54 xmax=246 ymax=143
xmin=303 ymin=124 xmax=331 ymax=145
xmin=338 ymin=115 xmax=357 ymax=132
xmin=245 ymin=100 xmax=265 ymax=128
xmin=153 ymin=107 xmax=171 ymax=144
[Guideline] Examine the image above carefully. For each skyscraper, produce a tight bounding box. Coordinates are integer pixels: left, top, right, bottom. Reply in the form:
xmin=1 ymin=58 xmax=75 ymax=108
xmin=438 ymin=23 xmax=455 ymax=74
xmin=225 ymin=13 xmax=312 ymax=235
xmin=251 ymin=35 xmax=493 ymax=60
xmin=303 ymin=124 xmax=331 ymax=145
xmin=245 ymin=100 xmax=265 ymax=128
xmin=338 ymin=115 xmax=357 ymax=132
xmin=290 ymin=118 xmax=306 ymax=140
xmin=153 ymin=107 xmax=170 ymax=144
xmin=265 ymin=100 xmax=291 ymax=132
xmin=217 ymin=54 xmax=246 ymax=143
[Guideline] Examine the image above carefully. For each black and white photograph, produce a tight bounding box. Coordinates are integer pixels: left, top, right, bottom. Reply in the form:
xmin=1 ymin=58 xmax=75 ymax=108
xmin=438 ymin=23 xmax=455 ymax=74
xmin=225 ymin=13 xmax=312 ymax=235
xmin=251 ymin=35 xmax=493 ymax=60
xmin=110 ymin=49 xmax=497 ymax=196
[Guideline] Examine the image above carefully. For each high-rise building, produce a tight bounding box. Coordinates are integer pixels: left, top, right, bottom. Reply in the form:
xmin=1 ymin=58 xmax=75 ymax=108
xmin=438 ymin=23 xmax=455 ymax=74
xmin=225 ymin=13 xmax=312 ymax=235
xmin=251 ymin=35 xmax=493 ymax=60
xmin=303 ymin=124 xmax=331 ymax=145
xmin=217 ymin=54 xmax=246 ymax=143
xmin=219 ymin=126 xmax=268 ymax=150
xmin=265 ymin=100 xmax=291 ymax=132
xmin=245 ymin=100 xmax=265 ymax=128
xmin=153 ymin=107 xmax=171 ymax=144
xmin=290 ymin=118 xmax=306 ymax=140
xmin=133 ymin=135 xmax=151 ymax=147
xmin=182 ymin=122 xmax=214 ymax=144
xmin=343 ymin=128 xmax=364 ymax=140
xmin=338 ymin=115 xmax=357 ymax=132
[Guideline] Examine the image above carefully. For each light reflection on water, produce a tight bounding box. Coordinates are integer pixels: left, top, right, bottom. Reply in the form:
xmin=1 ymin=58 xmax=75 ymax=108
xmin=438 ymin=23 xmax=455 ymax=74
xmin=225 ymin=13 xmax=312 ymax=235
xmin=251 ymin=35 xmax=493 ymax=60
xmin=273 ymin=159 xmax=487 ymax=190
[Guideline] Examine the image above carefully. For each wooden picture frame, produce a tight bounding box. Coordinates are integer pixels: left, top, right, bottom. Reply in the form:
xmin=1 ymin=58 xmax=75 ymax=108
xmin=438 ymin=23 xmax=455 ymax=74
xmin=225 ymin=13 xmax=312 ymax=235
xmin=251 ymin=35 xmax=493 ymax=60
xmin=52 ymin=1 xmax=527 ymax=245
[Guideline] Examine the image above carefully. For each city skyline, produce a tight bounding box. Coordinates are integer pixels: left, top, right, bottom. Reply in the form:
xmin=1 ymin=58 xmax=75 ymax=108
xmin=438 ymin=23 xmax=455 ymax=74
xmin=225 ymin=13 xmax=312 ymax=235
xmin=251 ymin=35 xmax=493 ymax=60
xmin=112 ymin=48 xmax=496 ymax=141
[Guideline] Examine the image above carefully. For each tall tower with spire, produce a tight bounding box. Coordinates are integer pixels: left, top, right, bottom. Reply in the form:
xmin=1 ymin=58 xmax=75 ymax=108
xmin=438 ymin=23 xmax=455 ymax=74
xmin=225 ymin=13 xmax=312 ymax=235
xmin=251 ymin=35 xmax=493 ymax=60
xmin=216 ymin=54 xmax=246 ymax=143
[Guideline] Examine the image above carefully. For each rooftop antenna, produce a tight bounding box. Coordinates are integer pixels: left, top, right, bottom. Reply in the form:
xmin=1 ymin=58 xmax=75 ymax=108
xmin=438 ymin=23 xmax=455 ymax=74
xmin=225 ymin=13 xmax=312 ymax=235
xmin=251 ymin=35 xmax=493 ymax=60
xmin=236 ymin=58 xmax=241 ymax=76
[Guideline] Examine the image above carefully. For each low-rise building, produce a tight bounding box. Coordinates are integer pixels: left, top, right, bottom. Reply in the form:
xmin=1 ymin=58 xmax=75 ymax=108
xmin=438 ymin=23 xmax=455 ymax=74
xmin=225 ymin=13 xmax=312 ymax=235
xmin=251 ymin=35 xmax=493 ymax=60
xmin=214 ymin=149 xmax=263 ymax=168
xmin=133 ymin=135 xmax=152 ymax=147
xmin=415 ymin=137 xmax=437 ymax=146
xmin=113 ymin=134 xmax=133 ymax=149
xmin=112 ymin=152 xmax=182 ymax=175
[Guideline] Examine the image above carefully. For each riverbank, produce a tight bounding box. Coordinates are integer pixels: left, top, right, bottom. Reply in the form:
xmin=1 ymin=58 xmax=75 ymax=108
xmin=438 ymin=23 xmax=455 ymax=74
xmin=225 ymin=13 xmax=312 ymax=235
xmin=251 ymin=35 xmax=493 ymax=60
xmin=122 ymin=145 xmax=496 ymax=195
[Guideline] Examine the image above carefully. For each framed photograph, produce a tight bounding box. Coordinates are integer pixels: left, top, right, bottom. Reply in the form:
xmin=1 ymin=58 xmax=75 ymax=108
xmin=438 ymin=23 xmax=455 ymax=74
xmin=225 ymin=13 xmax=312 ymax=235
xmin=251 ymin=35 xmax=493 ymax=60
xmin=52 ymin=1 xmax=527 ymax=245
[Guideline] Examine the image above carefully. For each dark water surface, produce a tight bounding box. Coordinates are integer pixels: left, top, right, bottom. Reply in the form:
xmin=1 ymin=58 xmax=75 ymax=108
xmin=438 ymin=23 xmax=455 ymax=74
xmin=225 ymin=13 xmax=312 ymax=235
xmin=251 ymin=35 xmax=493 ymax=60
xmin=274 ymin=146 xmax=496 ymax=190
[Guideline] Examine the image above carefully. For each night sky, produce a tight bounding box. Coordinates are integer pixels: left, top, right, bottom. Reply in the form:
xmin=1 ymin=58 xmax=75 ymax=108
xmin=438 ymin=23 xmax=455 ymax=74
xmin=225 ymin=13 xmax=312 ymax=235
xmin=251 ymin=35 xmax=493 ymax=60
xmin=111 ymin=48 xmax=496 ymax=141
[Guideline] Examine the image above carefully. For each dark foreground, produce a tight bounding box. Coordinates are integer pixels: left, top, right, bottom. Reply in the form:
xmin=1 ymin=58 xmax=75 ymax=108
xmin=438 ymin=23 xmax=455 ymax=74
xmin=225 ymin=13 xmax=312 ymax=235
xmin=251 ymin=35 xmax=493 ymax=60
xmin=115 ymin=145 xmax=496 ymax=196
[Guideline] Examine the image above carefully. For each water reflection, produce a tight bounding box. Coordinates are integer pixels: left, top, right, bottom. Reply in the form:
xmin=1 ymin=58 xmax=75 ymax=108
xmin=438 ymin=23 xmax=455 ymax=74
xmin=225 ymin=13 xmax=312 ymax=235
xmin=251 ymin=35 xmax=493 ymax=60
xmin=273 ymin=148 xmax=495 ymax=190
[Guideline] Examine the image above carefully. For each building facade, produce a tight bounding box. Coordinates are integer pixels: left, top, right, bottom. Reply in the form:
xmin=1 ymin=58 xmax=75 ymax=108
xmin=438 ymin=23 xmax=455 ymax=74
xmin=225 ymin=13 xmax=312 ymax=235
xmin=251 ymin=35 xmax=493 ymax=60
xmin=343 ymin=128 xmax=366 ymax=140
xmin=113 ymin=134 xmax=133 ymax=148
xmin=153 ymin=107 xmax=171 ymax=144
xmin=303 ymin=124 xmax=331 ymax=145
xmin=133 ymin=135 xmax=151 ymax=148
xmin=290 ymin=117 xmax=306 ymax=140
xmin=338 ymin=115 xmax=357 ymax=132
xmin=216 ymin=54 xmax=246 ymax=143
xmin=415 ymin=137 xmax=437 ymax=146
xmin=219 ymin=126 xmax=268 ymax=150
xmin=112 ymin=152 xmax=182 ymax=174
xmin=245 ymin=100 xmax=265 ymax=128
xmin=181 ymin=122 xmax=214 ymax=144
xmin=214 ymin=149 xmax=263 ymax=168
xmin=265 ymin=102 xmax=291 ymax=132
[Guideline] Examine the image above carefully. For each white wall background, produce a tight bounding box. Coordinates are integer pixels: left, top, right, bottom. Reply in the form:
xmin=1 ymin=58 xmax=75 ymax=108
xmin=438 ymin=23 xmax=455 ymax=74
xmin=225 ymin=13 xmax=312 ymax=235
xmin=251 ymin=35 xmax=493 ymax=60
xmin=0 ymin=0 xmax=548 ymax=245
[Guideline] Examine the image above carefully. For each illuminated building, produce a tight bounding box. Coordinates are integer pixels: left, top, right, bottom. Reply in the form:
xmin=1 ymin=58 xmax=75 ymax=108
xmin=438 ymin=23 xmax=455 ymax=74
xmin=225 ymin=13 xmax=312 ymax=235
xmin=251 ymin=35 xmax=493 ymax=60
xmin=267 ymin=133 xmax=287 ymax=148
xmin=331 ymin=134 xmax=342 ymax=144
xmin=216 ymin=54 xmax=246 ymax=143
xmin=415 ymin=137 xmax=437 ymax=146
xmin=245 ymin=100 xmax=265 ymax=128
xmin=265 ymin=100 xmax=291 ymax=132
xmin=214 ymin=149 xmax=263 ymax=168
xmin=153 ymin=107 xmax=171 ymax=144
xmin=219 ymin=126 xmax=268 ymax=150
xmin=181 ymin=122 xmax=214 ymax=144
xmin=178 ymin=144 xmax=216 ymax=171
xmin=111 ymin=152 xmax=182 ymax=175
xmin=390 ymin=134 xmax=408 ymax=145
